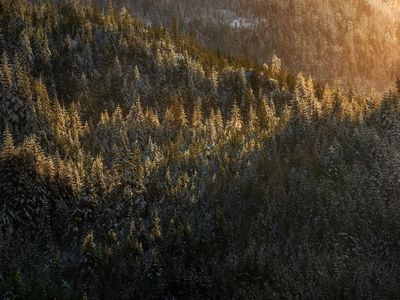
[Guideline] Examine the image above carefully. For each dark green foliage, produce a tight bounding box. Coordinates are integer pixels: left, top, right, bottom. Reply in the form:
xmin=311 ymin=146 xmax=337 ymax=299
xmin=0 ymin=0 xmax=400 ymax=299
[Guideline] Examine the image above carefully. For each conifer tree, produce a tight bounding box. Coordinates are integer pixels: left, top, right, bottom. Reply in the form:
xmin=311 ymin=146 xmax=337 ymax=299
xmin=20 ymin=31 xmax=34 ymax=70
xmin=191 ymin=98 xmax=203 ymax=129
xmin=81 ymin=230 xmax=97 ymax=298
xmin=33 ymin=28 xmax=51 ymax=76
xmin=1 ymin=126 xmax=15 ymax=158
xmin=0 ymin=52 xmax=13 ymax=132
xmin=227 ymin=101 xmax=243 ymax=134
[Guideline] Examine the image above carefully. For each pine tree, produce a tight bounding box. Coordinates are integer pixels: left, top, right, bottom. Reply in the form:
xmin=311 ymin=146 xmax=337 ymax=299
xmin=258 ymin=96 xmax=276 ymax=132
xmin=291 ymin=73 xmax=313 ymax=134
xmin=57 ymin=34 xmax=78 ymax=100
xmin=150 ymin=209 xmax=162 ymax=243
xmin=10 ymin=53 xmax=37 ymax=138
xmin=227 ymin=101 xmax=243 ymax=134
xmin=20 ymin=30 xmax=34 ymax=70
xmin=271 ymin=54 xmax=282 ymax=78
xmin=33 ymin=28 xmax=51 ymax=76
xmin=126 ymin=96 xmax=145 ymax=126
xmin=214 ymin=108 xmax=224 ymax=134
xmin=33 ymin=78 xmax=53 ymax=139
xmin=81 ymin=230 xmax=97 ymax=298
xmin=209 ymin=67 xmax=219 ymax=102
xmin=89 ymin=155 xmax=107 ymax=196
xmin=191 ymin=98 xmax=203 ymax=129
xmin=321 ymin=85 xmax=333 ymax=117
xmin=0 ymin=52 xmax=13 ymax=132
xmin=175 ymin=102 xmax=188 ymax=129
xmin=110 ymin=56 xmax=123 ymax=102
xmin=247 ymin=103 xmax=259 ymax=133
xmin=1 ymin=126 xmax=15 ymax=158
xmin=78 ymin=73 xmax=90 ymax=102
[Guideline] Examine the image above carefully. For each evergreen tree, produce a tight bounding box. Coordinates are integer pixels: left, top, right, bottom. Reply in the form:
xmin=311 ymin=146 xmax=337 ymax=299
xmin=227 ymin=101 xmax=243 ymax=133
xmin=0 ymin=52 xmax=13 ymax=132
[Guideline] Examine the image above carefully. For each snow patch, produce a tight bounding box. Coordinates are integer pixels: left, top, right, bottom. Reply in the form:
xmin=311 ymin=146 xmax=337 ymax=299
xmin=230 ymin=18 xmax=257 ymax=29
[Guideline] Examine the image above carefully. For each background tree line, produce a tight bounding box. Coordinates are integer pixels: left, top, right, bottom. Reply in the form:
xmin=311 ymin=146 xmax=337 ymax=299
xmin=110 ymin=0 xmax=400 ymax=94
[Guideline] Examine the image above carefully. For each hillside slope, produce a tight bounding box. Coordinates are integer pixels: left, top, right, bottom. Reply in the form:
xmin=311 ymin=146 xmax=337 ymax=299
xmin=116 ymin=0 xmax=400 ymax=94
xmin=1 ymin=1 xmax=400 ymax=298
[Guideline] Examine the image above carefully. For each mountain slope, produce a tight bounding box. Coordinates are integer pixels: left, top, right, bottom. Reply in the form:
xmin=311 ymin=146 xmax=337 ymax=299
xmin=1 ymin=0 xmax=400 ymax=298
xmin=117 ymin=0 xmax=400 ymax=94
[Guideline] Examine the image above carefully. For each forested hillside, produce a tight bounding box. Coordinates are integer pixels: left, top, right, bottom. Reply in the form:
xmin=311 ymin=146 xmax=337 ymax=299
xmin=1 ymin=0 xmax=400 ymax=299
xmin=114 ymin=0 xmax=400 ymax=94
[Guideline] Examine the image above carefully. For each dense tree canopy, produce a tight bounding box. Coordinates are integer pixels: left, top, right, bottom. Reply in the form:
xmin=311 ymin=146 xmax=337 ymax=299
xmin=0 ymin=0 xmax=400 ymax=299
xmin=118 ymin=0 xmax=400 ymax=94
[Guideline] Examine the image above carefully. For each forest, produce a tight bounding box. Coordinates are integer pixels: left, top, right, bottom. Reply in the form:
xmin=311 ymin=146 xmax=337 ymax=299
xmin=117 ymin=0 xmax=400 ymax=94
xmin=1 ymin=0 xmax=400 ymax=299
